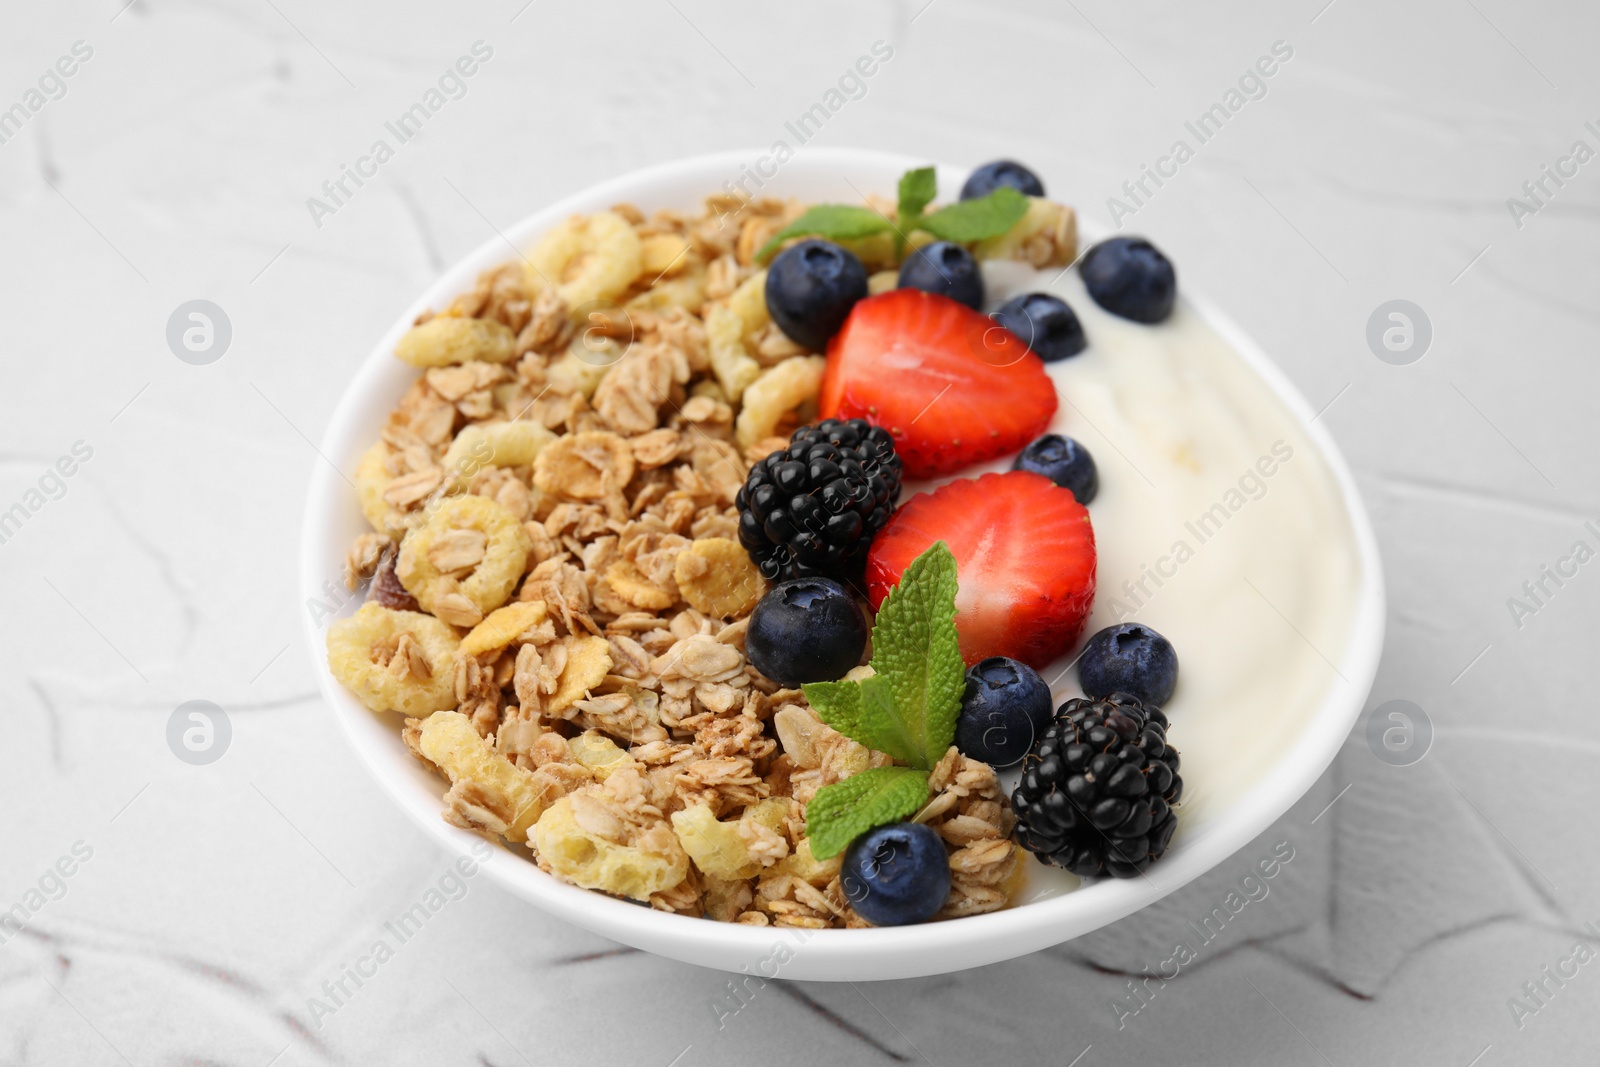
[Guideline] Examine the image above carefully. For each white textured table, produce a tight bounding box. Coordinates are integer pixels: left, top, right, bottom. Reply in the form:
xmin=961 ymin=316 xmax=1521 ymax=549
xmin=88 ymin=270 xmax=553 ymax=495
xmin=4 ymin=1 xmax=1596 ymax=1064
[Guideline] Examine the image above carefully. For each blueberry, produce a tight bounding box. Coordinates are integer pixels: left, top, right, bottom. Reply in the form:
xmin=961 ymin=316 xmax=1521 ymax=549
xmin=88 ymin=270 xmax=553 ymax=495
xmin=1079 ymin=237 xmax=1176 ymax=324
xmin=746 ymin=577 xmax=868 ymax=686
xmin=1013 ymin=434 xmax=1098 ymax=505
xmin=960 ymin=160 xmax=1045 ymax=201
xmin=993 ymin=292 xmax=1086 ymax=362
xmin=1078 ymin=623 xmax=1179 ymax=706
xmin=840 ymin=822 xmax=951 ymax=926
xmin=898 ymin=241 xmax=984 ymax=310
xmin=955 ymin=656 xmax=1054 ymax=767
xmin=765 ymin=239 xmax=869 ymax=351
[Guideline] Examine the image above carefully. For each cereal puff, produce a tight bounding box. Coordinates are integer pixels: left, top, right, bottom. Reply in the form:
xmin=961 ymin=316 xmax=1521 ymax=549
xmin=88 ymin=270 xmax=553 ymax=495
xmin=396 ymin=495 xmax=533 ymax=627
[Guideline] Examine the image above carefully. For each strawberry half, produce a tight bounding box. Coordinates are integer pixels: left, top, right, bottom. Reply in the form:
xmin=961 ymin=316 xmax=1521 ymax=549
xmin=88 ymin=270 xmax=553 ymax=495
xmin=821 ymin=289 xmax=1058 ymax=479
xmin=866 ymin=471 xmax=1096 ymax=669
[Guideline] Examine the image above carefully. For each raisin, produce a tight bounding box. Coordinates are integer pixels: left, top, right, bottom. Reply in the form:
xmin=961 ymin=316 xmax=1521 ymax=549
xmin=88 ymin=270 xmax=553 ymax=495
xmin=369 ymin=545 xmax=420 ymax=612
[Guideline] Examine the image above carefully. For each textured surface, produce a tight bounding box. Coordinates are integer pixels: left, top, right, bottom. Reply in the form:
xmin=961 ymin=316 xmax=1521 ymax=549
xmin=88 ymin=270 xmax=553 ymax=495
xmin=3 ymin=0 xmax=1597 ymax=1063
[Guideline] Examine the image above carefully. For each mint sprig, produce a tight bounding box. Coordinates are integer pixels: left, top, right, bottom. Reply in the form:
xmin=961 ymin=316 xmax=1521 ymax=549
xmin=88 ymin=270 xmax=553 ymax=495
xmin=757 ymin=204 xmax=896 ymax=261
xmin=801 ymin=542 xmax=965 ymax=859
xmin=800 ymin=674 xmax=917 ymax=765
xmin=920 ymin=185 xmax=1029 ymax=242
xmin=755 ymin=166 xmax=1032 ymax=263
xmin=803 ymin=766 xmax=932 ymax=862
xmin=892 ymin=166 xmax=939 ymax=255
xmin=897 ymin=166 xmax=938 ymax=221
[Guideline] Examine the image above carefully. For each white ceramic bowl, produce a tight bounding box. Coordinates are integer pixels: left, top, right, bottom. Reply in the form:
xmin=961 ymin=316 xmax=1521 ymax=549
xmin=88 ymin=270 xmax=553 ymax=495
xmin=302 ymin=148 xmax=1384 ymax=981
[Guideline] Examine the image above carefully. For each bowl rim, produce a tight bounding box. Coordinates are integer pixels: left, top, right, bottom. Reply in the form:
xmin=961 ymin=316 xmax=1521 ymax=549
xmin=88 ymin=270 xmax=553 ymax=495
xmin=301 ymin=147 xmax=1385 ymax=981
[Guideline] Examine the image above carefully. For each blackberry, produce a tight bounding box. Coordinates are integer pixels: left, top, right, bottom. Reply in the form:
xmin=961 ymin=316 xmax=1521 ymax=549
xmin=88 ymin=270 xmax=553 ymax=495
xmin=1011 ymin=693 xmax=1182 ymax=879
xmin=736 ymin=418 xmax=902 ymax=583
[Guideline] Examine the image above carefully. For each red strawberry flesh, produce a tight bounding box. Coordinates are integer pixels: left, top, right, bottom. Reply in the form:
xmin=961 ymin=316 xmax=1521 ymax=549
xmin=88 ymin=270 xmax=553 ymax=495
xmin=866 ymin=471 xmax=1096 ymax=668
xmin=821 ymin=289 xmax=1058 ymax=479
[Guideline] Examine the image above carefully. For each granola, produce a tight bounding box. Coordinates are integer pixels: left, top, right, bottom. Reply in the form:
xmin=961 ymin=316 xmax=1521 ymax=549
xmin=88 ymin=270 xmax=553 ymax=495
xmin=327 ymin=186 xmax=1064 ymax=926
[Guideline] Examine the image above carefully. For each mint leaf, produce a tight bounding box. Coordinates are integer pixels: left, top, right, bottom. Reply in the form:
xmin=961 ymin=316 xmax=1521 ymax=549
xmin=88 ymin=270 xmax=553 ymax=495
xmin=756 ymin=205 xmax=894 ymax=262
xmin=920 ymin=186 xmax=1030 ymax=243
xmin=803 ymin=675 xmax=918 ymax=765
xmin=859 ymin=673 xmax=920 ymax=762
xmin=804 ymin=766 xmax=930 ymax=860
xmin=755 ymin=169 xmax=1031 ymax=266
xmin=797 ymin=543 xmax=964 ymax=858
xmin=868 ymin=541 xmax=964 ymax=767
xmin=803 ymin=542 xmax=964 ymax=770
xmin=897 ymin=166 xmax=938 ymax=226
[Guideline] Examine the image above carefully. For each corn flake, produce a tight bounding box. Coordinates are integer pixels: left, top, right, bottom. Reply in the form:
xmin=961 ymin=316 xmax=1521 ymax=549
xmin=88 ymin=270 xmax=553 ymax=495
xmin=533 ymin=431 xmax=635 ymax=501
xmin=547 ymin=634 xmax=613 ymax=715
xmin=674 ymin=537 xmax=765 ymax=618
xmin=460 ymin=600 xmax=549 ymax=659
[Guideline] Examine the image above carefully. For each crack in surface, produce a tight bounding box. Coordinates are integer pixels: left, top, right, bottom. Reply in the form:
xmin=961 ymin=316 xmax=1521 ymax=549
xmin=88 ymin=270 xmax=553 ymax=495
xmin=90 ymin=482 xmax=201 ymax=656
xmin=1442 ymin=777 xmax=1568 ymax=922
xmin=553 ymin=946 xmax=640 ymax=965
xmin=1262 ymin=910 xmax=1562 ymax=1001
xmin=1375 ymin=472 xmax=1593 ymax=525
xmin=2 ymin=923 xmax=335 ymax=1064
xmin=33 ymin=115 xmax=59 ymax=186
xmin=392 ymin=181 xmax=445 ymax=274
xmin=1471 ymin=257 xmax=1600 ymax=327
xmin=1300 ymin=167 xmax=1600 ymax=222
xmin=28 ymin=678 xmax=63 ymax=770
xmin=0 ymin=452 xmax=58 ymax=468
xmin=773 ymin=983 xmax=913 ymax=1063
xmin=24 ymin=683 xmax=321 ymax=715
xmin=1065 ymin=924 xmax=1346 ymax=992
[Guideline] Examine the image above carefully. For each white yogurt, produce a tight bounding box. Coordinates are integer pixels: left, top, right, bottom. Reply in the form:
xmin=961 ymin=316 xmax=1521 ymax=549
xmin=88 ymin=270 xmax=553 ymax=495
xmin=911 ymin=261 xmax=1363 ymax=902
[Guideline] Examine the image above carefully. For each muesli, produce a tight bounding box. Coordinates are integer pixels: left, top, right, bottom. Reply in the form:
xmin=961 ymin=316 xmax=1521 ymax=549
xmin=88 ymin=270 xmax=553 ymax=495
xmin=327 ymin=159 xmax=1188 ymax=927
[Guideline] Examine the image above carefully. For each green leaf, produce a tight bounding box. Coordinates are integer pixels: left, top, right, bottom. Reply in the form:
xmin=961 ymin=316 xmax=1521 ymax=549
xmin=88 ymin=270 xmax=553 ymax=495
xmin=755 ymin=204 xmax=894 ymax=262
xmin=802 ymin=675 xmax=918 ymax=765
xmin=868 ymin=541 xmax=965 ymax=767
xmin=795 ymin=543 xmax=964 ymax=858
xmin=920 ymin=186 xmax=1030 ymax=243
xmin=897 ymin=166 xmax=938 ymax=225
xmin=804 ymin=767 xmax=931 ymax=859
xmin=858 ymin=673 xmax=921 ymax=763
